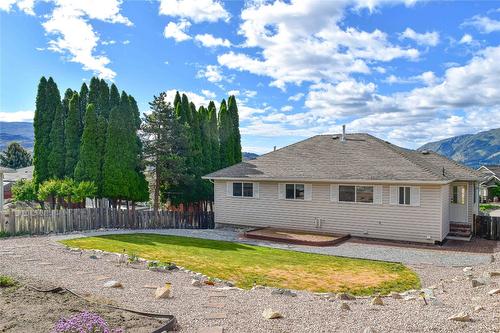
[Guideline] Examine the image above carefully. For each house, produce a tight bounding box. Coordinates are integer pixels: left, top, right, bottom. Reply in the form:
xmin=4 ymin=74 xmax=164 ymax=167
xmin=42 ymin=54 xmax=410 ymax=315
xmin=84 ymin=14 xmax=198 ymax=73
xmin=2 ymin=165 xmax=33 ymax=200
xmin=477 ymin=165 xmax=500 ymax=202
xmin=0 ymin=166 xmax=16 ymax=211
xmin=204 ymin=132 xmax=481 ymax=244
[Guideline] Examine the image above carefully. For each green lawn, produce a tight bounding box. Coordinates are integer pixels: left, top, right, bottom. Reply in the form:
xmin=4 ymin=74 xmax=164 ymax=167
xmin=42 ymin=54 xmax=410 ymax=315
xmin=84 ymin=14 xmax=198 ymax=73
xmin=480 ymin=204 xmax=499 ymax=212
xmin=61 ymin=233 xmax=420 ymax=295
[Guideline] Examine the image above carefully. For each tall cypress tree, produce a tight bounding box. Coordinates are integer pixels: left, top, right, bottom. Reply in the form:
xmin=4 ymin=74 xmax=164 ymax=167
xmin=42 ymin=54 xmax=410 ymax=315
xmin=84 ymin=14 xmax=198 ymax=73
xmin=218 ymin=99 xmax=234 ymax=168
xmin=47 ymin=103 xmax=65 ymax=179
xmin=79 ymin=83 xmax=89 ymax=126
xmin=64 ymin=92 xmax=81 ymax=177
xmin=97 ymin=79 xmax=110 ymax=118
xmin=96 ymin=115 xmax=107 ymax=197
xmin=74 ymin=104 xmax=100 ymax=182
xmin=88 ymin=77 xmax=100 ymax=107
xmin=109 ymin=83 xmax=120 ymax=110
xmin=228 ymin=95 xmax=242 ymax=163
xmin=33 ymin=77 xmax=49 ymax=186
xmin=173 ymin=91 xmax=181 ymax=109
xmin=62 ymin=88 xmax=74 ymax=118
xmin=208 ymin=101 xmax=220 ymax=171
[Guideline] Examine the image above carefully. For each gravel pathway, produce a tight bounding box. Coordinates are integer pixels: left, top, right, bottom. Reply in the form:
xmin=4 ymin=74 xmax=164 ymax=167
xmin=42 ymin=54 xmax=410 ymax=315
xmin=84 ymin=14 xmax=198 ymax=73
xmin=1 ymin=234 xmax=499 ymax=332
xmin=57 ymin=229 xmax=492 ymax=267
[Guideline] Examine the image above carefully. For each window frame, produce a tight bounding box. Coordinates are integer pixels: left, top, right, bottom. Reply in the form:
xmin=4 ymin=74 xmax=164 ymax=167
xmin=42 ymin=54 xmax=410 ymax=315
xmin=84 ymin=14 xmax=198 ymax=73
xmin=232 ymin=182 xmax=254 ymax=198
xmin=285 ymin=183 xmax=305 ymax=200
xmin=338 ymin=185 xmax=374 ymax=204
xmin=398 ymin=186 xmax=411 ymax=205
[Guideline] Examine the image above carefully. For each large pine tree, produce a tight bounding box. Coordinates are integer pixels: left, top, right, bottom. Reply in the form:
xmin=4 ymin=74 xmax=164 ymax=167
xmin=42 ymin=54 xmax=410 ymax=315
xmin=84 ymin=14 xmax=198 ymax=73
xmin=64 ymin=92 xmax=81 ymax=177
xmin=74 ymin=104 xmax=100 ymax=182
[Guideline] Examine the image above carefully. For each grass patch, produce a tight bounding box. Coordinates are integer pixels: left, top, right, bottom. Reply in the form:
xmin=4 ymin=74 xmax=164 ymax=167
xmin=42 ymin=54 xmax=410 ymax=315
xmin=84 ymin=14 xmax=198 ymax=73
xmin=480 ymin=204 xmax=499 ymax=212
xmin=0 ymin=275 xmax=17 ymax=288
xmin=61 ymin=233 xmax=420 ymax=295
xmin=0 ymin=231 xmax=29 ymax=238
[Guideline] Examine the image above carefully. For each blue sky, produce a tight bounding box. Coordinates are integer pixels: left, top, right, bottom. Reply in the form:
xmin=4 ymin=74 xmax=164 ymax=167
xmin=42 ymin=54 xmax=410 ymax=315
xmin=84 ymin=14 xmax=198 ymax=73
xmin=1 ymin=0 xmax=499 ymax=154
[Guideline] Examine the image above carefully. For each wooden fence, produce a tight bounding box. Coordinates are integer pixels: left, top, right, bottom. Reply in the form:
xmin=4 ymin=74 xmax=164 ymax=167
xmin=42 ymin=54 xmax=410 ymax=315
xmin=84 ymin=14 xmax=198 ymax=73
xmin=475 ymin=215 xmax=500 ymax=240
xmin=0 ymin=208 xmax=214 ymax=235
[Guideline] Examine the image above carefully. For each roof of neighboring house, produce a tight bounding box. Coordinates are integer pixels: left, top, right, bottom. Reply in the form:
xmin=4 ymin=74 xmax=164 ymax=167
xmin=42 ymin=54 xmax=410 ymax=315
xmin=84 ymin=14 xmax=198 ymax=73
xmin=3 ymin=166 xmax=33 ymax=182
xmin=0 ymin=166 xmax=15 ymax=174
xmin=204 ymin=133 xmax=481 ymax=183
xmin=478 ymin=165 xmax=500 ymax=176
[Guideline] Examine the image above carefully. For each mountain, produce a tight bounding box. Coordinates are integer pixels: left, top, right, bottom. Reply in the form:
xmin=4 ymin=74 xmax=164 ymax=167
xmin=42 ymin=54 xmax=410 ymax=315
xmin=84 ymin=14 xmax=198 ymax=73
xmin=0 ymin=121 xmax=34 ymax=150
xmin=243 ymin=152 xmax=259 ymax=160
xmin=418 ymin=128 xmax=500 ymax=168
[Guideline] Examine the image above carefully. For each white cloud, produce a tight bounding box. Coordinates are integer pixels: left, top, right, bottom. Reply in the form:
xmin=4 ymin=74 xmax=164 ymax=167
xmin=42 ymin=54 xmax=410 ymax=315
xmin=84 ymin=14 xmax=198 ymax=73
xmin=0 ymin=0 xmax=34 ymax=15
xmin=194 ymin=33 xmax=231 ymax=48
xmin=164 ymin=89 xmax=216 ymax=109
xmin=159 ymin=0 xmax=230 ymax=23
xmin=459 ymin=34 xmax=473 ymax=44
xmin=201 ymin=89 xmax=216 ymax=99
xmin=217 ymin=0 xmax=419 ymax=90
xmin=463 ymin=15 xmax=500 ymax=33
xmin=400 ymin=28 xmax=440 ymax=46
xmin=163 ymin=19 xmax=191 ymax=42
xmin=101 ymin=40 xmax=116 ymax=45
xmin=288 ymin=93 xmax=305 ymax=102
xmin=281 ymin=105 xmax=293 ymax=112
xmin=40 ymin=0 xmax=132 ymax=80
xmin=384 ymin=71 xmax=437 ymax=85
xmin=227 ymin=90 xmax=239 ymax=96
xmin=122 ymin=40 xmax=130 ymax=45
xmin=0 ymin=110 xmax=34 ymax=122
xmin=197 ymin=65 xmax=224 ymax=83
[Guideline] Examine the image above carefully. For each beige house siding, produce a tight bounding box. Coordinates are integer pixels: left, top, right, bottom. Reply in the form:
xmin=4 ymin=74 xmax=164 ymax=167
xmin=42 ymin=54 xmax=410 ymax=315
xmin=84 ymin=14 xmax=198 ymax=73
xmin=214 ymin=180 xmax=444 ymax=243
xmin=441 ymin=185 xmax=450 ymax=240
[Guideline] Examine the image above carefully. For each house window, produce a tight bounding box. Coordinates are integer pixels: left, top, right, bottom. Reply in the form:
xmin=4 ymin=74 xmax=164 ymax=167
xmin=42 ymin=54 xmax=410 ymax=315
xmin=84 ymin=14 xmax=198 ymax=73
xmin=285 ymin=184 xmax=304 ymax=200
xmin=399 ymin=186 xmax=411 ymax=205
xmin=339 ymin=185 xmax=373 ymax=203
xmin=451 ymin=185 xmax=465 ymax=204
xmin=233 ymin=182 xmax=253 ymax=197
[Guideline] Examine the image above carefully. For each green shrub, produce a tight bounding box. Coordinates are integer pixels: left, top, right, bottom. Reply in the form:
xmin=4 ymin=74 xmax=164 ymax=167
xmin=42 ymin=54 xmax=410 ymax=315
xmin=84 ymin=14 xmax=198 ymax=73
xmin=0 ymin=275 xmax=17 ymax=288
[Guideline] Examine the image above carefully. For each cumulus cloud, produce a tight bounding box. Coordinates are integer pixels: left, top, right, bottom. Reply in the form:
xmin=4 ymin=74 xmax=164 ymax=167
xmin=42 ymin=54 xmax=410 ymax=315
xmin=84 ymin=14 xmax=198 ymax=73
xmin=163 ymin=19 xmax=192 ymax=42
xmin=459 ymin=34 xmax=474 ymax=44
xmin=463 ymin=14 xmax=500 ymax=33
xmin=194 ymin=33 xmax=231 ymax=48
xmin=201 ymin=89 xmax=216 ymax=99
xmin=159 ymin=0 xmax=229 ymax=23
xmin=197 ymin=65 xmax=224 ymax=83
xmin=400 ymin=28 xmax=440 ymax=46
xmin=0 ymin=0 xmax=35 ymax=15
xmin=288 ymin=93 xmax=305 ymax=101
xmin=217 ymin=0 xmax=418 ymax=90
xmin=0 ymin=110 xmax=34 ymax=122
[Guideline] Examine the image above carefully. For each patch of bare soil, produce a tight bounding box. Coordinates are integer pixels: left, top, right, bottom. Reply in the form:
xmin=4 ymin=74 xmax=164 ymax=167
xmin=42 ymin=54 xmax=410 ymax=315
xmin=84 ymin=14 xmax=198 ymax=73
xmin=0 ymin=281 xmax=166 ymax=333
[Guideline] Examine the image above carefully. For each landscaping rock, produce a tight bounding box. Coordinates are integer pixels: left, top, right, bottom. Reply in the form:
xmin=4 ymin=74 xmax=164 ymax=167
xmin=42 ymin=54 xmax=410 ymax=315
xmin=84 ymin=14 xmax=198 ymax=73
xmin=155 ymin=286 xmax=171 ymax=299
xmin=448 ymin=312 xmax=471 ymax=322
xmin=191 ymin=279 xmax=203 ymax=287
xmin=488 ymin=271 xmax=500 ymax=277
xmin=251 ymin=285 xmax=265 ymax=291
xmin=271 ymin=288 xmax=297 ymax=297
xmin=363 ymin=327 xmax=376 ymax=333
xmin=89 ymin=255 xmax=98 ymax=259
xmin=403 ymin=296 xmax=416 ymax=301
xmin=262 ymin=309 xmax=282 ymax=319
xmin=389 ymin=291 xmax=402 ymax=299
xmin=204 ymin=280 xmax=215 ymax=286
xmin=471 ymin=278 xmax=486 ymax=288
xmin=103 ymin=280 xmax=122 ymax=288
xmin=488 ymin=288 xmax=500 ymax=295
xmin=224 ymin=281 xmax=235 ymax=287
xmin=336 ymin=293 xmax=356 ymax=301
xmin=474 ymin=305 xmax=484 ymax=312
xmin=463 ymin=267 xmax=473 ymax=272
xmin=371 ymin=296 xmax=384 ymax=306
xmin=339 ymin=302 xmax=351 ymax=310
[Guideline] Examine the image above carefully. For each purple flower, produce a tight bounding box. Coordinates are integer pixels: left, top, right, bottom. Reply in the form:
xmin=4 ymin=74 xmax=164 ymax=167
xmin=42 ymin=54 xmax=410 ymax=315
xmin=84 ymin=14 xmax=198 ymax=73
xmin=52 ymin=311 xmax=123 ymax=333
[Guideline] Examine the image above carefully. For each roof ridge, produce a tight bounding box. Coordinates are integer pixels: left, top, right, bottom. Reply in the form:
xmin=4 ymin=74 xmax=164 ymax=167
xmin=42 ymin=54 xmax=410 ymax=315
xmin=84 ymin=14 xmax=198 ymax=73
xmin=365 ymin=134 xmax=445 ymax=180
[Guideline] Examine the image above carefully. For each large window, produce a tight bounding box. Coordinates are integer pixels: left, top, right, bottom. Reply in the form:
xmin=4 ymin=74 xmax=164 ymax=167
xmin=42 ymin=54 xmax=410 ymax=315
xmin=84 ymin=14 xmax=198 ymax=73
xmin=399 ymin=186 xmax=411 ymax=205
xmin=285 ymin=184 xmax=304 ymax=200
xmin=233 ymin=182 xmax=254 ymax=197
xmin=339 ymin=185 xmax=373 ymax=203
xmin=451 ymin=185 xmax=465 ymax=204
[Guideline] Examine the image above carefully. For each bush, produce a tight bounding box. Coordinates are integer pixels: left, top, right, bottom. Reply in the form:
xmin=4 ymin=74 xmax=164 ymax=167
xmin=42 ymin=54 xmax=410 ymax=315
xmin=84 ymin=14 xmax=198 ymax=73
xmin=12 ymin=179 xmax=37 ymax=202
xmin=0 ymin=275 xmax=17 ymax=288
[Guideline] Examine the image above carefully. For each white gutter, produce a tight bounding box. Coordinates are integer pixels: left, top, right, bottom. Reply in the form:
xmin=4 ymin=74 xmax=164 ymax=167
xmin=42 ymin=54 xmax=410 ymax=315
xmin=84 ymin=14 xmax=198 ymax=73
xmin=201 ymin=176 xmax=456 ymax=185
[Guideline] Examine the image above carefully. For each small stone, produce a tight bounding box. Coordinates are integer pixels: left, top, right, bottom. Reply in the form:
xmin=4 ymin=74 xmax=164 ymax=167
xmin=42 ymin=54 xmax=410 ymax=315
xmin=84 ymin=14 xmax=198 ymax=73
xmin=143 ymin=284 xmax=158 ymax=289
xmin=488 ymin=288 xmax=500 ymax=295
xmin=205 ymin=303 xmax=225 ymax=308
xmin=262 ymin=309 xmax=282 ymax=319
xmin=224 ymin=281 xmax=235 ymax=287
xmin=155 ymin=286 xmax=171 ymax=299
xmin=89 ymin=255 xmax=98 ymax=259
xmin=96 ymin=276 xmax=111 ymax=281
xmin=471 ymin=279 xmax=486 ymax=288
xmin=191 ymin=279 xmax=203 ymax=287
xmin=251 ymin=285 xmax=265 ymax=290
xmin=271 ymin=288 xmax=297 ymax=297
xmin=204 ymin=280 xmax=215 ymax=286
xmin=403 ymin=296 xmax=416 ymax=301
xmin=337 ymin=293 xmax=356 ymax=301
xmin=489 ymin=271 xmax=500 ymax=277
xmin=197 ymin=327 xmax=223 ymax=333
xmin=448 ymin=312 xmax=471 ymax=322
xmin=205 ymin=313 xmax=227 ymax=320
xmin=339 ymin=302 xmax=351 ymax=310
xmin=474 ymin=305 xmax=484 ymax=312
xmin=103 ymin=280 xmax=122 ymax=288
xmin=389 ymin=291 xmax=402 ymax=299
xmin=363 ymin=327 xmax=376 ymax=333
xmin=463 ymin=267 xmax=473 ymax=272
xmin=371 ymin=296 xmax=384 ymax=306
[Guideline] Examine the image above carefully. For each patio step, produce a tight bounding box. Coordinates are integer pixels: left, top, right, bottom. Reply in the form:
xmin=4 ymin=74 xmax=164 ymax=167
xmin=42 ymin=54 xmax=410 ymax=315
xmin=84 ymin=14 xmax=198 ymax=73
xmin=445 ymin=234 xmax=473 ymax=242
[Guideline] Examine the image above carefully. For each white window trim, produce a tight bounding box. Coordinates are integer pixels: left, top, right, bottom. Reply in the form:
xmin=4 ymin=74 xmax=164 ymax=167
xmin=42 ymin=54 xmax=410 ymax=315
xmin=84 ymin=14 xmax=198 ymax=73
xmin=390 ymin=185 xmax=420 ymax=207
xmin=227 ymin=181 xmax=258 ymax=199
xmin=284 ymin=183 xmax=305 ymax=201
xmin=338 ymin=184 xmax=375 ymax=205
xmin=398 ymin=186 xmax=411 ymax=206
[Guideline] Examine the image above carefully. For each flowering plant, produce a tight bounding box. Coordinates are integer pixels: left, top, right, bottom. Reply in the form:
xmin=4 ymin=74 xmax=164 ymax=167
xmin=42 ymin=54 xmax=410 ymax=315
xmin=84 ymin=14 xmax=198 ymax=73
xmin=52 ymin=311 xmax=123 ymax=333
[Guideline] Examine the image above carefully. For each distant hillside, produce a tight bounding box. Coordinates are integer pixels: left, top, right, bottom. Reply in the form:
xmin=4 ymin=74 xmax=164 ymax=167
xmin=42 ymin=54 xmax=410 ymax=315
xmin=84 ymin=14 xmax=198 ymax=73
xmin=418 ymin=128 xmax=500 ymax=168
xmin=243 ymin=152 xmax=259 ymax=160
xmin=0 ymin=121 xmax=34 ymax=150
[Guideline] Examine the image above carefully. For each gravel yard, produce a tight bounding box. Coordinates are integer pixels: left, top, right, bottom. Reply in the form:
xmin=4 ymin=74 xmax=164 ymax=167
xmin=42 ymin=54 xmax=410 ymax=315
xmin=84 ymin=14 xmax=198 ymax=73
xmin=1 ymin=233 xmax=499 ymax=333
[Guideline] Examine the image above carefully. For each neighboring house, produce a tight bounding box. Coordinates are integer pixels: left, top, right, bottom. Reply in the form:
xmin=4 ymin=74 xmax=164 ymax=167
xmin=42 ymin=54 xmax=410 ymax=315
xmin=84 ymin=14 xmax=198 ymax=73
xmin=204 ymin=132 xmax=481 ymax=244
xmin=2 ymin=166 xmax=33 ymax=200
xmin=477 ymin=165 xmax=500 ymax=202
xmin=0 ymin=166 xmax=16 ymax=211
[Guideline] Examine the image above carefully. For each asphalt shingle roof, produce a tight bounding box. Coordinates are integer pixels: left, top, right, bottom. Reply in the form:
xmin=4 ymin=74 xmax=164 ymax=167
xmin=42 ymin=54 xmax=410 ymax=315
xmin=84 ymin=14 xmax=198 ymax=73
xmin=205 ymin=134 xmax=481 ymax=182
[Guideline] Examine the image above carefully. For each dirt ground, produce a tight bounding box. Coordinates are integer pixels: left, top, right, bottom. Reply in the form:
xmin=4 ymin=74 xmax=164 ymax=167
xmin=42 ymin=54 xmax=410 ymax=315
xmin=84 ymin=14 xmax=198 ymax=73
xmin=0 ymin=279 xmax=169 ymax=333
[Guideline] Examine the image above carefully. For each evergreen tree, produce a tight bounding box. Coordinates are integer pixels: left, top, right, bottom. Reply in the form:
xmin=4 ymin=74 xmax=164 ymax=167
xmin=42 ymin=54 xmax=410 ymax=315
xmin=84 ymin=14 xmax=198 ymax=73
xmin=173 ymin=91 xmax=181 ymax=109
xmin=178 ymin=94 xmax=191 ymax=124
xmin=74 ymin=104 xmax=100 ymax=182
xmin=64 ymin=92 xmax=81 ymax=177
xmin=109 ymin=83 xmax=120 ymax=110
xmin=62 ymin=88 xmax=74 ymax=118
xmin=0 ymin=142 xmax=32 ymax=168
xmin=33 ymin=77 xmax=50 ymax=186
xmin=96 ymin=115 xmax=107 ymax=197
xmin=228 ymin=95 xmax=242 ymax=163
xmin=218 ymin=99 xmax=234 ymax=168
xmin=88 ymin=77 xmax=100 ymax=107
xmin=97 ymin=79 xmax=110 ymax=118
xmin=79 ymin=83 xmax=89 ymax=126
xmin=47 ymin=102 xmax=65 ymax=178
xmin=207 ymin=101 xmax=220 ymax=171
xmin=129 ymin=95 xmax=141 ymax=130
